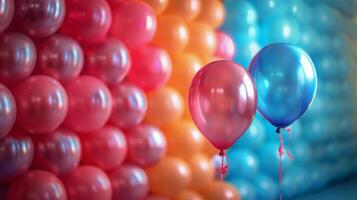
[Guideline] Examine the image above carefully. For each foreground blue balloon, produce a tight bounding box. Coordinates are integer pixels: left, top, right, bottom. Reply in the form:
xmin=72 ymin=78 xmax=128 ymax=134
xmin=248 ymin=43 xmax=317 ymax=128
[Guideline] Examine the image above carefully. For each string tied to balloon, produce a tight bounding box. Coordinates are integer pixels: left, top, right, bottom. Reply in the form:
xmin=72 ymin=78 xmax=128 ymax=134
xmin=219 ymin=150 xmax=229 ymax=200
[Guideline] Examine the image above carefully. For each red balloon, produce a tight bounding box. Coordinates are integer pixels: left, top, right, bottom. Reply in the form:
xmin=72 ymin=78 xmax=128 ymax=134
xmin=109 ymin=164 xmax=148 ymax=200
xmin=14 ymin=75 xmax=68 ymax=134
xmin=215 ymin=31 xmax=236 ymax=60
xmin=61 ymin=166 xmax=112 ymax=200
xmin=64 ymin=76 xmax=112 ymax=133
xmin=84 ymin=37 xmax=130 ymax=86
xmin=80 ymin=126 xmax=127 ymax=170
xmin=0 ymin=32 xmax=36 ymax=86
xmin=13 ymin=0 xmax=65 ymax=37
xmin=32 ymin=128 xmax=81 ymax=175
xmin=0 ymin=130 xmax=34 ymax=182
xmin=128 ymin=45 xmax=172 ymax=91
xmin=110 ymin=82 xmax=147 ymax=129
xmin=106 ymin=0 xmax=123 ymax=6
xmin=146 ymin=195 xmax=170 ymax=200
xmin=126 ymin=124 xmax=166 ymax=167
xmin=0 ymin=84 xmax=16 ymax=139
xmin=0 ymin=0 xmax=14 ymax=33
xmin=110 ymin=0 xmax=157 ymax=48
xmin=7 ymin=170 xmax=66 ymax=200
xmin=36 ymin=34 xmax=84 ymax=84
xmin=61 ymin=0 xmax=112 ymax=44
xmin=189 ymin=60 xmax=257 ymax=150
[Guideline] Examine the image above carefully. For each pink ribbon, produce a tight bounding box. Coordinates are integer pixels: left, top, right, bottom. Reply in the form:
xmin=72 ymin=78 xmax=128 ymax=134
xmin=219 ymin=150 xmax=229 ymax=200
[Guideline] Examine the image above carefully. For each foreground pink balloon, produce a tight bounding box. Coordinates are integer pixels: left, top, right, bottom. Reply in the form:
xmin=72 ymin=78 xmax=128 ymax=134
xmin=32 ymin=128 xmax=81 ymax=175
xmin=61 ymin=166 xmax=112 ymax=200
xmin=110 ymin=82 xmax=147 ymax=129
xmin=0 ymin=0 xmax=14 ymax=33
xmin=109 ymin=164 xmax=149 ymax=200
xmin=7 ymin=170 xmax=66 ymax=200
xmin=215 ymin=31 xmax=236 ymax=60
xmin=189 ymin=60 xmax=257 ymax=150
xmin=14 ymin=75 xmax=68 ymax=134
xmin=64 ymin=76 xmax=112 ymax=133
xmin=126 ymin=124 xmax=166 ymax=167
xmin=0 ymin=84 xmax=16 ymax=139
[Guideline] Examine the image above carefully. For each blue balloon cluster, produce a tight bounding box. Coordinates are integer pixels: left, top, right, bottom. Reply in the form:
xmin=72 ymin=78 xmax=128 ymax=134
xmin=222 ymin=0 xmax=357 ymax=199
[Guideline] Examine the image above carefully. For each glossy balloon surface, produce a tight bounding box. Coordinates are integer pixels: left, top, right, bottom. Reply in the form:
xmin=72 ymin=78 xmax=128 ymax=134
xmin=0 ymin=0 xmax=14 ymax=33
xmin=196 ymin=0 xmax=225 ymax=28
xmin=187 ymin=154 xmax=214 ymax=190
xmin=0 ymin=84 xmax=16 ymax=139
xmin=200 ymin=181 xmax=240 ymax=200
xmin=164 ymin=0 xmax=201 ymax=21
xmin=186 ymin=22 xmax=216 ymax=58
xmin=142 ymin=0 xmax=169 ymax=14
xmin=215 ymin=31 xmax=236 ymax=60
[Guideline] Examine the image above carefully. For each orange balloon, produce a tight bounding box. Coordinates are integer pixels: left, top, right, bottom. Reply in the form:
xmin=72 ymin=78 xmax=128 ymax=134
xmin=161 ymin=121 xmax=203 ymax=159
xmin=175 ymin=190 xmax=203 ymax=200
xmin=196 ymin=0 xmax=225 ymax=28
xmin=151 ymin=15 xmax=189 ymax=54
xmin=146 ymin=157 xmax=192 ymax=197
xmin=145 ymin=86 xmax=184 ymax=126
xmin=187 ymin=153 xmax=214 ymax=190
xmin=203 ymin=138 xmax=217 ymax=157
xmin=186 ymin=22 xmax=216 ymax=58
xmin=142 ymin=0 xmax=169 ymax=14
xmin=200 ymin=181 xmax=240 ymax=200
xmin=168 ymin=53 xmax=201 ymax=97
xmin=164 ymin=0 xmax=201 ymax=21
xmin=200 ymin=55 xmax=222 ymax=65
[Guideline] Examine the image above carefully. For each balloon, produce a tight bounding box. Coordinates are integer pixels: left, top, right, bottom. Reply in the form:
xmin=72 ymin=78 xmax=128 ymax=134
xmin=127 ymin=45 xmax=172 ymax=91
xmin=314 ymin=5 xmax=342 ymax=32
xmin=288 ymin=0 xmax=312 ymax=25
xmin=0 ymin=32 xmax=36 ymax=86
xmin=253 ymin=174 xmax=278 ymax=200
xmin=221 ymin=0 xmax=257 ymax=31
xmin=126 ymin=124 xmax=166 ymax=167
xmin=14 ymin=75 xmax=68 ymax=134
xmin=186 ymin=21 xmax=216 ymax=58
xmin=215 ymin=31 xmax=236 ymax=60
xmin=146 ymin=195 xmax=170 ymax=200
xmin=291 ymin=141 xmax=312 ymax=164
xmin=7 ymin=170 xmax=66 ymax=200
xmin=111 ymin=1 xmax=156 ymax=48
xmin=0 ymin=130 xmax=33 ymax=182
xmin=84 ymin=37 xmax=130 ymax=86
xmin=146 ymin=157 xmax=191 ymax=197
xmin=187 ymin=154 xmax=214 ymax=190
xmin=0 ymin=184 xmax=7 ymax=199
xmin=161 ymin=121 xmax=203 ymax=159
xmin=32 ymin=128 xmax=81 ymax=175
xmin=189 ymin=60 xmax=257 ymax=150
xmin=110 ymin=82 xmax=147 ymax=129
xmin=142 ymin=0 xmax=169 ymax=14
xmin=36 ymin=34 xmax=84 ymax=84
xmin=64 ymin=76 xmax=112 ymax=133
xmin=228 ymin=179 xmax=256 ymax=200
xmin=232 ymin=39 xmax=261 ymax=68
xmin=151 ymin=15 xmax=189 ymax=54
xmin=164 ymin=0 xmax=201 ymax=21
xmin=250 ymin=0 xmax=290 ymax=18
xmin=200 ymin=181 xmax=240 ymax=200
xmin=109 ymin=164 xmax=149 ymax=200
xmin=231 ymin=117 xmax=265 ymax=150
xmin=248 ymin=43 xmax=317 ymax=128
xmin=227 ymin=149 xmax=259 ymax=180
xmin=0 ymin=0 xmax=14 ymax=33
xmin=196 ymin=0 xmax=225 ymax=28
xmin=145 ymin=86 xmax=183 ymax=126
xmin=203 ymin=138 xmax=218 ymax=157
xmin=61 ymin=166 xmax=112 ymax=200
xmin=61 ymin=0 xmax=111 ymax=44
xmin=175 ymin=191 xmax=203 ymax=200
xmin=0 ymin=84 xmax=16 ymax=139
xmin=80 ymin=126 xmax=126 ymax=170
xmin=260 ymin=17 xmax=300 ymax=45
xmin=13 ymin=0 xmax=65 ymax=37
xmin=298 ymin=25 xmax=318 ymax=54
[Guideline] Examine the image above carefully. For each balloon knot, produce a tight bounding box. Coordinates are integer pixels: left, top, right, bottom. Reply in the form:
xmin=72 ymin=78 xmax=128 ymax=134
xmin=219 ymin=150 xmax=229 ymax=175
xmin=276 ymin=127 xmax=281 ymax=134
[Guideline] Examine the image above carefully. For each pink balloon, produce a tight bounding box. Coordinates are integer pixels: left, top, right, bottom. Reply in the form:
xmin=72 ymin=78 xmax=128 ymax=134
xmin=126 ymin=124 xmax=166 ymax=167
xmin=0 ymin=130 xmax=34 ymax=183
xmin=13 ymin=0 xmax=65 ymax=37
xmin=0 ymin=0 xmax=14 ymax=33
xmin=189 ymin=60 xmax=257 ymax=150
xmin=110 ymin=82 xmax=147 ymax=129
xmin=64 ymin=76 xmax=112 ymax=133
xmin=0 ymin=32 xmax=36 ymax=86
xmin=80 ymin=126 xmax=127 ymax=170
xmin=127 ymin=45 xmax=172 ymax=91
xmin=111 ymin=0 xmax=157 ymax=48
xmin=32 ymin=128 xmax=81 ymax=175
xmin=61 ymin=0 xmax=112 ymax=44
xmin=109 ymin=164 xmax=148 ymax=200
xmin=36 ymin=34 xmax=84 ymax=84
xmin=106 ymin=0 xmax=123 ymax=6
xmin=0 ymin=84 xmax=16 ymax=139
xmin=84 ymin=37 xmax=130 ymax=86
xmin=146 ymin=195 xmax=170 ymax=200
xmin=14 ymin=75 xmax=68 ymax=134
xmin=215 ymin=31 xmax=236 ymax=60
xmin=61 ymin=165 xmax=112 ymax=200
xmin=7 ymin=170 xmax=66 ymax=200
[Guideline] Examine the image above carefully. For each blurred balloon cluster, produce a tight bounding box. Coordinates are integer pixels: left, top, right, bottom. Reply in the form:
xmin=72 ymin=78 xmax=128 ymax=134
xmin=222 ymin=0 xmax=357 ymax=199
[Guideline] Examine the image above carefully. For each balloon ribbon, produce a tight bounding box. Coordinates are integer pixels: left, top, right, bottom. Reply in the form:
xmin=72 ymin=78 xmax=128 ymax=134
xmin=219 ymin=150 xmax=229 ymax=200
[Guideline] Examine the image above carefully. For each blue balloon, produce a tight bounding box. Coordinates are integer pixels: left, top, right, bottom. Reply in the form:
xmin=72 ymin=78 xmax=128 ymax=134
xmin=291 ymin=140 xmax=312 ymax=164
xmin=352 ymin=157 xmax=357 ymax=175
xmin=314 ymin=4 xmax=342 ymax=32
xmin=253 ymin=174 xmax=278 ymax=200
xmin=227 ymin=149 xmax=259 ymax=180
xmin=222 ymin=0 xmax=257 ymax=30
xmin=332 ymin=158 xmax=351 ymax=181
xmin=309 ymin=164 xmax=329 ymax=190
xmin=250 ymin=0 xmax=290 ymax=19
xmin=288 ymin=0 xmax=312 ymax=24
xmin=298 ymin=26 xmax=319 ymax=54
xmin=231 ymin=117 xmax=265 ymax=150
xmin=301 ymin=117 xmax=334 ymax=144
xmin=228 ymin=179 xmax=257 ymax=200
xmin=282 ymin=165 xmax=309 ymax=198
xmin=233 ymin=39 xmax=261 ymax=68
xmin=248 ymin=43 xmax=317 ymax=128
